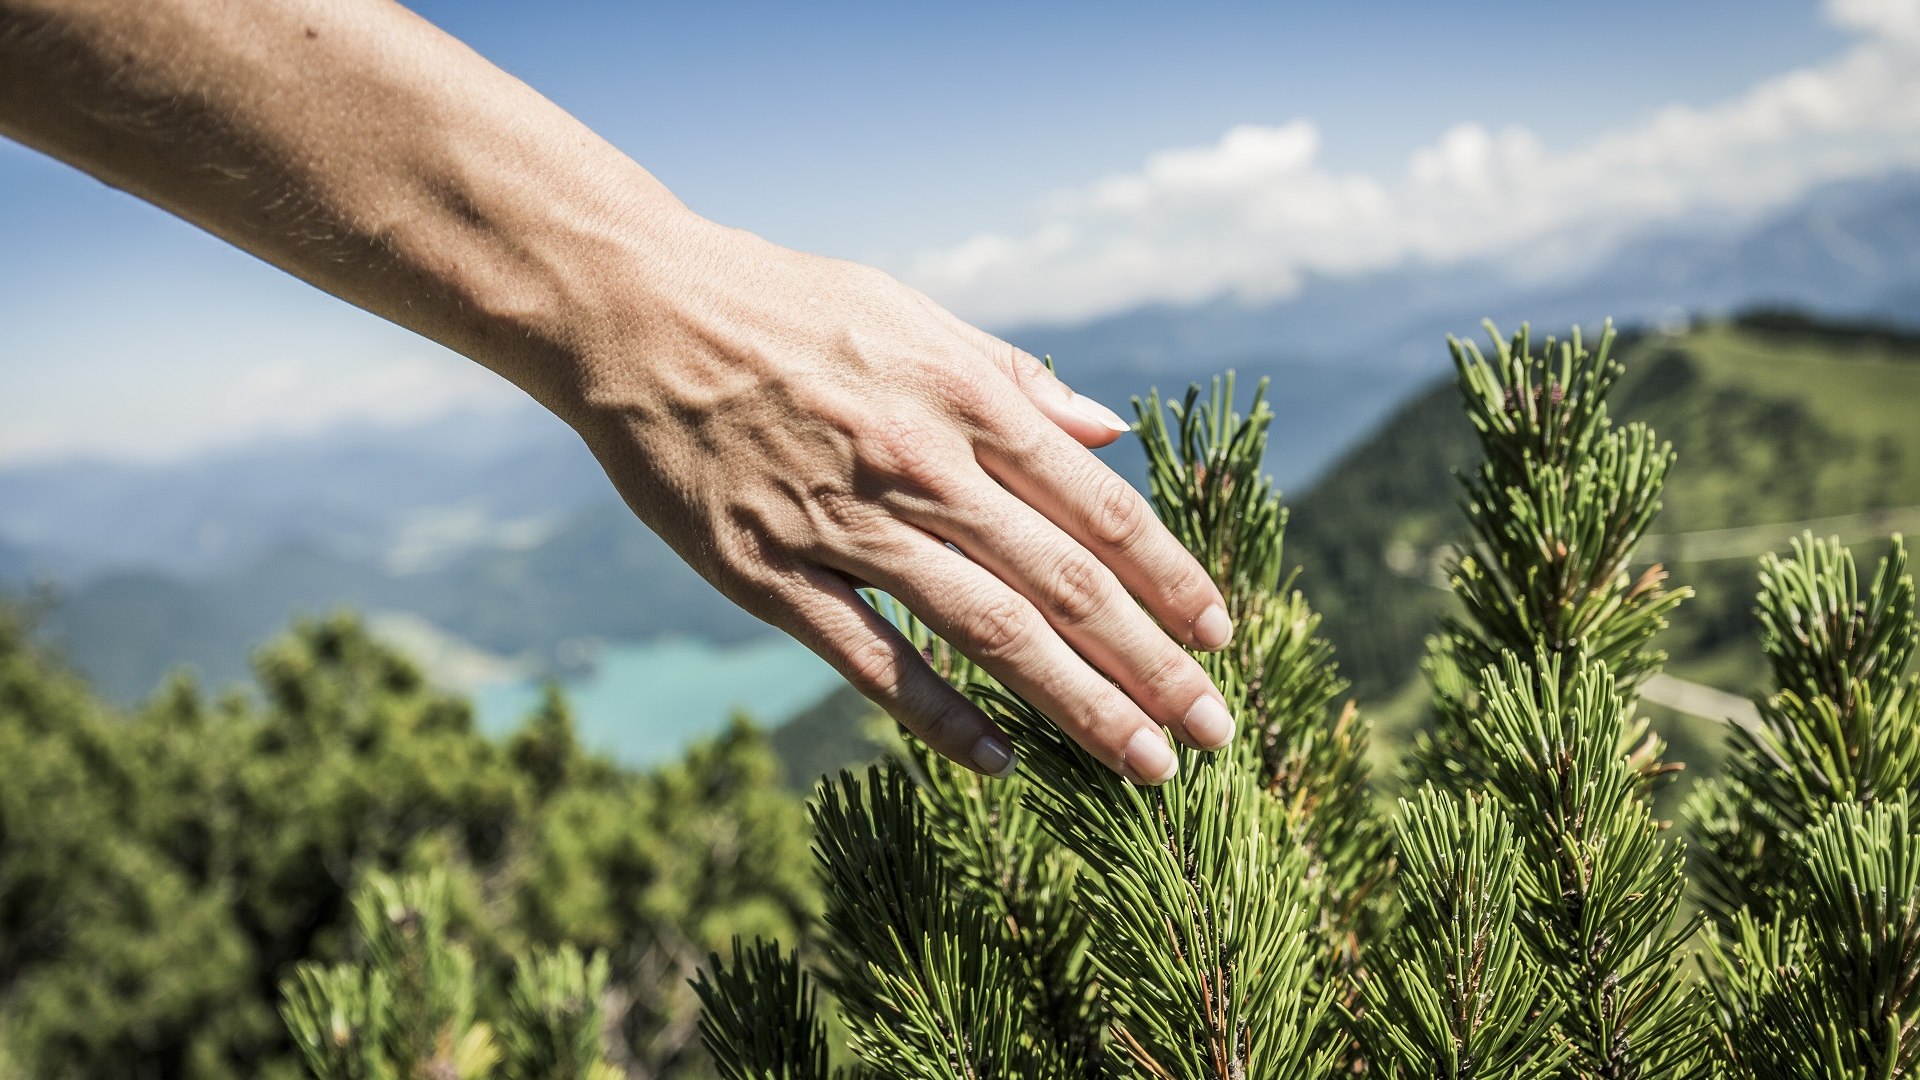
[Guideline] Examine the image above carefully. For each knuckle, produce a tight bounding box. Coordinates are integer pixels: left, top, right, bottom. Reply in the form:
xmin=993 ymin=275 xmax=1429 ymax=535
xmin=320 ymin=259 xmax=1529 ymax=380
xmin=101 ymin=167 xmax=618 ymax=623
xmin=997 ymin=418 xmax=1051 ymax=465
xmin=927 ymin=355 xmax=995 ymax=413
xmin=1003 ymin=342 xmax=1033 ymax=381
xmin=1087 ymin=473 xmax=1148 ymax=548
xmin=711 ymin=510 xmax=782 ymax=580
xmin=913 ymin=700 xmax=977 ymax=751
xmin=809 ymin=482 xmax=876 ymax=537
xmin=1138 ymin=648 xmax=1199 ymax=705
xmin=842 ymin=633 xmax=908 ymax=696
xmin=961 ymin=596 xmax=1030 ymax=661
xmin=859 ymin=414 xmax=948 ymax=494
xmin=1043 ymin=552 xmax=1109 ymax=626
xmin=1068 ymin=691 xmax=1141 ymax=759
xmin=715 ymin=557 xmax=801 ymax=620
xmin=1165 ymin=565 xmax=1216 ymax=614
xmin=1004 ymin=345 xmax=1052 ymax=395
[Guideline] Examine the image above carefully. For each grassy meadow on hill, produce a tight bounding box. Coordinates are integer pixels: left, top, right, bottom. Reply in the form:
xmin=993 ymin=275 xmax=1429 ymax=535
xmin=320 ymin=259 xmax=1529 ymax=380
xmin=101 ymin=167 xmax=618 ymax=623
xmin=1286 ymin=311 xmax=1920 ymax=790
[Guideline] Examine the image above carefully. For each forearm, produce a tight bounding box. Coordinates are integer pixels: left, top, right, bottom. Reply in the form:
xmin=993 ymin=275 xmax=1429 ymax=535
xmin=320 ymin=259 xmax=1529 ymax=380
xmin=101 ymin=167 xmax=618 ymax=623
xmin=0 ymin=0 xmax=687 ymax=412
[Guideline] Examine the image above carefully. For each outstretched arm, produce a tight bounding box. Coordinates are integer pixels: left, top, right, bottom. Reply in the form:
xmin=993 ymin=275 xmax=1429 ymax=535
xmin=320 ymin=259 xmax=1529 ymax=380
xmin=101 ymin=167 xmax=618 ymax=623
xmin=0 ymin=0 xmax=1236 ymax=783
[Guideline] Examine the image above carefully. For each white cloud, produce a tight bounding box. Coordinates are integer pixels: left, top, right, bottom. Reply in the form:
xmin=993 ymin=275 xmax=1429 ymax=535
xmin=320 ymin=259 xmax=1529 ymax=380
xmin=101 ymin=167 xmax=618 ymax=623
xmin=901 ymin=0 xmax=1920 ymax=326
xmin=1832 ymin=0 xmax=1920 ymax=43
xmin=0 ymin=346 xmax=523 ymax=466
xmin=212 ymin=354 xmax=523 ymax=440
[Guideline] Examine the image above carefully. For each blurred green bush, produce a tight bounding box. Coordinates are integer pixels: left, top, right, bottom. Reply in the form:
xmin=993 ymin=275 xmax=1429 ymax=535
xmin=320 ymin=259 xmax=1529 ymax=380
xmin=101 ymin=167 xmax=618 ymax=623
xmin=0 ymin=610 xmax=814 ymax=1079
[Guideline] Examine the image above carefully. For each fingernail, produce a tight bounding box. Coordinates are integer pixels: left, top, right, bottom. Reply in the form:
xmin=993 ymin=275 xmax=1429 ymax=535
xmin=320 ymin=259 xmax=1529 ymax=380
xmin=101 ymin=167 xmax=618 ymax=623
xmin=971 ymin=735 xmax=1018 ymax=778
xmin=1184 ymin=696 xmax=1235 ymax=750
xmin=1123 ymin=728 xmax=1178 ymax=784
xmin=1192 ymin=604 xmax=1234 ymax=650
xmin=1069 ymin=392 xmax=1131 ymax=434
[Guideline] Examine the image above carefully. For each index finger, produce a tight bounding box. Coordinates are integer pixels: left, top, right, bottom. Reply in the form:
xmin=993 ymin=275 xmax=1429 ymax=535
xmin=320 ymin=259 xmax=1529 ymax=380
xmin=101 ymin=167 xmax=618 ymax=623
xmin=976 ymin=409 xmax=1233 ymax=653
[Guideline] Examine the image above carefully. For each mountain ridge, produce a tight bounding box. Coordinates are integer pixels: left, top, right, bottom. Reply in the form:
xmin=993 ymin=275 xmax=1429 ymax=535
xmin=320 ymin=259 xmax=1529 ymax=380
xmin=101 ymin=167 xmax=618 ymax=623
xmin=7 ymin=172 xmax=1920 ymax=709
xmin=9 ymin=170 xmax=1917 ymax=591
xmin=1005 ymin=170 xmax=1920 ymax=376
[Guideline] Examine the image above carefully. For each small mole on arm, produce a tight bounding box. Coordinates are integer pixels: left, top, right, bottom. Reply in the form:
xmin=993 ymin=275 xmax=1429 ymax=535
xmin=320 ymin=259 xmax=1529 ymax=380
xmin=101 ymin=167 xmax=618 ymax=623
xmin=304 ymin=27 xmax=319 ymax=40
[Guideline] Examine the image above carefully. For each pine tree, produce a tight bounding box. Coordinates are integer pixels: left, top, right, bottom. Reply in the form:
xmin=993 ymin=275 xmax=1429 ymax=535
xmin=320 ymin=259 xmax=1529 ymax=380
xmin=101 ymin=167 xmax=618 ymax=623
xmin=0 ymin=606 xmax=817 ymax=1079
xmin=1691 ymin=534 xmax=1920 ymax=1072
xmin=281 ymin=870 xmax=623 ymax=1080
xmin=692 ymin=329 xmax=1735 ymax=1076
xmin=1391 ymin=322 xmax=1711 ymax=1077
xmin=696 ymin=377 xmax=1379 ymax=1078
xmin=1354 ymin=786 xmax=1566 ymax=1078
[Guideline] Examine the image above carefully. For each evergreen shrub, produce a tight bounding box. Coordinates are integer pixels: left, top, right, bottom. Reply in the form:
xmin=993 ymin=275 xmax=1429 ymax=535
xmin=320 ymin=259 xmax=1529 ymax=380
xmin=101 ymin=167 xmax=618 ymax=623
xmin=249 ymin=321 xmax=1920 ymax=1077
xmin=691 ymin=322 xmax=1920 ymax=1078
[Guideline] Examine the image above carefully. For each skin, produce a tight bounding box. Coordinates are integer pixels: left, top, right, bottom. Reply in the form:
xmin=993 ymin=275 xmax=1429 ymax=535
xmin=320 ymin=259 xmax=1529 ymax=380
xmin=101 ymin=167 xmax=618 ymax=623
xmin=0 ymin=0 xmax=1237 ymax=784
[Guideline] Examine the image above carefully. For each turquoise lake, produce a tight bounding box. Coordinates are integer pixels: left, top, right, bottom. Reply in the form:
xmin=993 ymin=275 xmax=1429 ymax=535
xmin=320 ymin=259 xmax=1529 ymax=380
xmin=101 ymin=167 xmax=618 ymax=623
xmin=472 ymin=635 xmax=846 ymax=766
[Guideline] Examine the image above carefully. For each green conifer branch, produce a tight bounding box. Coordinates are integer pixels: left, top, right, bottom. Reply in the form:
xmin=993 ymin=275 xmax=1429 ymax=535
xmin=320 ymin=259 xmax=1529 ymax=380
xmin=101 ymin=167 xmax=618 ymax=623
xmin=1439 ymin=321 xmax=1690 ymax=706
xmin=988 ymin=690 xmax=1342 ymax=1078
xmin=1355 ymin=786 xmax=1567 ymax=1079
xmin=870 ymin=599 xmax=1110 ymax=1072
xmin=352 ymin=871 xmax=491 ymax=1076
xmin=810 ymin=764 xmax=1046 ymax=1077
xmin=1399 ymin=322 xmax=1709 ymax=1075
xmin=282 ymin=964 xmax=395 ymax=1080
xmin=894 ymin=737 xmax=1110 ymax=1074
xmin=1136 ymin=378 xmax=1390 ymax=976
xmin=1691 ymin=534 xmax=1920 ymax=925
xmin=1795 ymin=798 xmax=1920 ymax=1070
xmin=693 ymin=938 xmax=842 ymax=1080
xmin=1692 ymin=534 xmax=1920 ymax=1070
xmin=691 ymin=599 xmax=1105 ymax=1068
xmin=500 ymin=946 xmax=621 ymax=1080
xmin=1759 ymin=533 xmax=1915 ymax=711
xmin=280 ymin=871 xmax=501 ymax=1080
xmin=1135 ymin=374 xmax=1287 ymax=611
xmin=1468 ymin=656 xmax=1705 ymax=1077
xmin=1707 ymin=799 xmax=1920 ymax=1075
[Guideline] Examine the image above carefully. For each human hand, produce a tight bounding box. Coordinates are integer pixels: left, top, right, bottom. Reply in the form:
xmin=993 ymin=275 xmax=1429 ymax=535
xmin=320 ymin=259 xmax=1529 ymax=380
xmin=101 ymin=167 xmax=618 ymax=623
xmin=563 ymin=214 xmax=1236 ymax=784
xmin=0 ymin=0 xmax=1230 ymax=783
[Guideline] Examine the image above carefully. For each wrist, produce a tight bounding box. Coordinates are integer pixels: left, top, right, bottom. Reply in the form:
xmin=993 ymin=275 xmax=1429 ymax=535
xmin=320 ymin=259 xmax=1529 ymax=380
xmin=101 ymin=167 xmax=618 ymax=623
xmin=513 ymin=196 xmax=793 ymax=437
xmin=419 ymin=142 xmax=711 ymax=424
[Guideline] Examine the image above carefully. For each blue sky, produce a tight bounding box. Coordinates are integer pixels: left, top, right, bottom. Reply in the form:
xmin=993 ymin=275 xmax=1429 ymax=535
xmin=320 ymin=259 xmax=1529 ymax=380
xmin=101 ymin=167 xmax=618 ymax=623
xmin=2 ymin=0 xmax=1913 ymax=464
xmin=403 ymin=0 xmax=1845 ymax=258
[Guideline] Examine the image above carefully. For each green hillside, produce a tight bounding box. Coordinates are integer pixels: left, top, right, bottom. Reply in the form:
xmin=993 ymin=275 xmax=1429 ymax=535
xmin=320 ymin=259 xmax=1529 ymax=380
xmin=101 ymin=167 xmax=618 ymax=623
xmin=1286 ymin=311 xmax=1920 ymax=768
